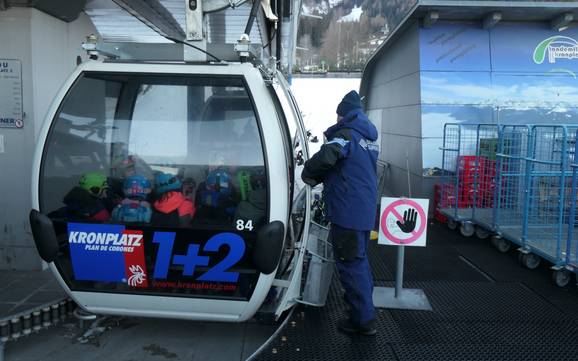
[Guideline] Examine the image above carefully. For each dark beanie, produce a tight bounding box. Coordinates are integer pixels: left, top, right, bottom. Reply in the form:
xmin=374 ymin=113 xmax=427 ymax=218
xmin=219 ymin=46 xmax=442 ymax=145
xmin=336 ymin=90 xmax=362 ymax=116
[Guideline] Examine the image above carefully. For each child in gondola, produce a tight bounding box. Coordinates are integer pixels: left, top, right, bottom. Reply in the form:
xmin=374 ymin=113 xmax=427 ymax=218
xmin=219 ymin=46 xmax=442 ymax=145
xmin=59 ymin=172 xmax=110 ymax=221
xmin=151 ymin=173 xmax=196 ymax=227
xmin=111 ymin=174 xmax=153 ymax=223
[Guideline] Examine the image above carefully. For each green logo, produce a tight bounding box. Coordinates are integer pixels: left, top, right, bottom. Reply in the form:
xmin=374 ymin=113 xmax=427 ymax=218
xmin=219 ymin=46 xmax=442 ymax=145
xmin=533 ymin=36 xmax=578 ymax=64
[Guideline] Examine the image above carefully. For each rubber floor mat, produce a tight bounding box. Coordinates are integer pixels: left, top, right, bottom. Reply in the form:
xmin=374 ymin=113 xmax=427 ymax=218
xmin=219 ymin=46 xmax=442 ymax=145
xmin=253 ymin=223 xmax=578 ymax=361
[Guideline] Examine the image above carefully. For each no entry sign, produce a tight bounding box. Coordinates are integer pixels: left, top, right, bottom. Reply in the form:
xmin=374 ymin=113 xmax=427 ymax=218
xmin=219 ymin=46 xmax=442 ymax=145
xmin=379 ymin=197 xmax=429 ymax=247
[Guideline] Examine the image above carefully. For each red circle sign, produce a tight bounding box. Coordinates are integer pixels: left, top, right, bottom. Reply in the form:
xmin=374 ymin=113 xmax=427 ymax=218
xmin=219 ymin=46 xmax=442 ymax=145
xmin=380 ymin=199 xmax=427 ymax=245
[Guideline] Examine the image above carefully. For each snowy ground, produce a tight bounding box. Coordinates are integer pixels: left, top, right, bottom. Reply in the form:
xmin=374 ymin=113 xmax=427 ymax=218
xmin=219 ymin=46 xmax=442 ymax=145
xmin=338 ymin=5 xmax=363 ymax=22
xmin=291 ymin=77 xmax=361 ymax=154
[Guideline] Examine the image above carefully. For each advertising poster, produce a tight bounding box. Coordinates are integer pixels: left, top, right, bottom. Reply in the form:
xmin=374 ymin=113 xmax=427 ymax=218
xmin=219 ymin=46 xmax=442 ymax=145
xmin=420 ymin=23 xmax=490 ymax=72
xmin=60 ymin=221 xmax=258 ymax=300
xmin=0 ymin=59 xmax=24 ymax=129
xmin=419 ymin=23 xmax=578 ymax=173
xmin=491 ymin=23 xmax=578 ymax=73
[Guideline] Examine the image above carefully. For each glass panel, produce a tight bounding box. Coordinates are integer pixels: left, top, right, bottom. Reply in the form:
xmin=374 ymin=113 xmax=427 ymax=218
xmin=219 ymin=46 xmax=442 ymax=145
xmin=269 ymin=82 xmax=307 ymax=281
xmin=129 ymin=85 xmax=189 ymax=160
xmin=420 ymin=71 xmax=492 ymax=106
xmin=42 ymin=74 xmax=267 ymax=229
xmin=271 ymin=83 xmax=307 ymax=237
xmin=40 ymin=72 xmax=268 ymax=300
xmin=421 ymin=104 xmax=494 ymax=175
xmin=420 ymin=22 xmax=491 ymax=72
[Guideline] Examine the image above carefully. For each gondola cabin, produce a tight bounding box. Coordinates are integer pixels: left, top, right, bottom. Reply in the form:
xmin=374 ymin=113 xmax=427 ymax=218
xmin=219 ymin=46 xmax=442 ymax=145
xmin=29 ymin=59 xmax=330 ymax=322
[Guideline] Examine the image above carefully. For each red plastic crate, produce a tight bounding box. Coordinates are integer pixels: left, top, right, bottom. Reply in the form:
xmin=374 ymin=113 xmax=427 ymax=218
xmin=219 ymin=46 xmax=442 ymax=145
xmin=476 ymin=158 xmax=497 ymax=208
xmin=458 ymin=155 xmax=482 ymax=182
xmin=434 ymin=209 xmax=447 ymax=223
xmin=437 ymin=184 xmax=472 ymax=208
xmin=433 ymin=184 xmax=448 ymax=223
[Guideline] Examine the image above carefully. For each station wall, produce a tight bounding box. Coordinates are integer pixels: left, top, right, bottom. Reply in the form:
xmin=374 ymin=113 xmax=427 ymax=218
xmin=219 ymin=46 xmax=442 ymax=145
xmin=364 ymin=21 xmax=422 ymax=199
xmin=0 ymin=8 xmax=96 ymax=270
xmin=420 ymin=21 xmax=578 ymax=174
xmin=364 ymin=19 xmax=578 ymax=211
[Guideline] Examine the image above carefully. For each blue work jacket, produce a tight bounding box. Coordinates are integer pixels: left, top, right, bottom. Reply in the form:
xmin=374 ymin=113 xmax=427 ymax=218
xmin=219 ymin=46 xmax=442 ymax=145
xmin=302 ymin=108 xmax=379 ymax=231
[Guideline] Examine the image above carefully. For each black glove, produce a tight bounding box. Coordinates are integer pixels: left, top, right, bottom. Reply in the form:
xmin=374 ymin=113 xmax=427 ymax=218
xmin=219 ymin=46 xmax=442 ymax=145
xmin=302 ymin=176 xmax=319 ymax=187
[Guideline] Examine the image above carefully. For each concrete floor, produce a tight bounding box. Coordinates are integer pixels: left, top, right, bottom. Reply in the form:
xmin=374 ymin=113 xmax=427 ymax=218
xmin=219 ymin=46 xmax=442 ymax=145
xmin=0 ymin=261 xmax=277 ymax=361
xmin=0 ymin=271 xmax=66 ymax=321
xmin=5 ymin=315 xmax=276 ymax=361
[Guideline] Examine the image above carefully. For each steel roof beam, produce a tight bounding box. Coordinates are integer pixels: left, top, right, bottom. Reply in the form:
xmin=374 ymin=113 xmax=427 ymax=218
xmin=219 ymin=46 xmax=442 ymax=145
xmin=550 ymin=12 xmax=574 ymax=32
xmin=482 ymin=11 xmax=501 ymax=29
xmin=112 ymin=0 xmax=186 ymax=41
xmin=422 ymin=10 xmax=439 ymax=28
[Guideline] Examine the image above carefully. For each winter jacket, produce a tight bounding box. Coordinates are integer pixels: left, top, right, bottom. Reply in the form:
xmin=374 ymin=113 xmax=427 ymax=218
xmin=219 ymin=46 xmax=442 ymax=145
xmin=112 ymin=199 xmax=152 ymax=223
xmin=62 ymin=186 xmax=110 ymax=222
xmin=152 ymin=191 xmax=196 ymax=227
xmin=302 ymin=108 xmax=379 ymax=231
xmin=234 ymin=188 xmax=267 ymax=227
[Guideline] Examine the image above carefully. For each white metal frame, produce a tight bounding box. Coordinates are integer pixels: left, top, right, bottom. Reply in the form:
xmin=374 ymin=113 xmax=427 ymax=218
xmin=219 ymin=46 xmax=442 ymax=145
xmin=270 ymin=72 xmax=312 ymax=318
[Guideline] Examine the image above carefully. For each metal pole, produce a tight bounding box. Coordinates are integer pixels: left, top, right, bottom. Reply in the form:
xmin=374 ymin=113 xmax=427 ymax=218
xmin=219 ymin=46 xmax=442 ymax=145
xmin=0 ymin=342 xmax=4 ymax=361
xmin=395 ymin=152 xmax=412 ymax=298
xmin=275 ymin=0 xmax=283 ymax=69
xmin=395 ymin=246 xmax=405 ymax=298
xmin=406 ymin=151 xmax=412 ymax=198
xmin=244 ymin=0 xmax=262 ymax=36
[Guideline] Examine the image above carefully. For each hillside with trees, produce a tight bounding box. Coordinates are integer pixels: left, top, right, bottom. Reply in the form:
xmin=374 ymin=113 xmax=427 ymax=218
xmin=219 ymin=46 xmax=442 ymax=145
xmin=296 ymin=0 xmax=577 ymax=72
xmin=296 ymin=0 xmax=415 ymax=71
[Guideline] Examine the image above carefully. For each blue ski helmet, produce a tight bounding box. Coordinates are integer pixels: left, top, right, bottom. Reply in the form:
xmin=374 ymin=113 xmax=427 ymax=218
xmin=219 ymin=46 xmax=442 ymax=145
xmin=123 ymin=175 xmax=151 ymax=199
xmin=155 ymin=172 xmax=182 ymax=194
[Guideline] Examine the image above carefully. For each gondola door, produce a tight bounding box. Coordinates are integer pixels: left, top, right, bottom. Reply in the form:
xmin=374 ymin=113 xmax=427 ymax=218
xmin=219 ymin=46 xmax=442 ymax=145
xmin=267 ymin=72 xmax=314 ymax=318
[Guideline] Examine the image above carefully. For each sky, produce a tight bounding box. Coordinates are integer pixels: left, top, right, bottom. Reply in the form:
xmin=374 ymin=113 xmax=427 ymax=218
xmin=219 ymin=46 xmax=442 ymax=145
xmin=291 ymin=77 xmax=361 ymax=154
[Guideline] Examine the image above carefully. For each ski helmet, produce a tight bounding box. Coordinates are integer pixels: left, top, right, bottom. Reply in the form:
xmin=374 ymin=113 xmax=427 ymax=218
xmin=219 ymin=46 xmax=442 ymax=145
xmin=79 ymin=172 xmax=108 ymax=197
xmin=155 ymin=173 xmax=182 ymax=194
xmin=123 ymin=175 xmax=151 ymax=199
xmin=206 ymin=169 xmax=231 ymax=195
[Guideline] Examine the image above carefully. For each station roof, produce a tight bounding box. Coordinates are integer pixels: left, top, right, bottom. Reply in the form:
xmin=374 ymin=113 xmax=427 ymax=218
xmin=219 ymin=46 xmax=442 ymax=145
xmin=361 ymin=1 xmax=578 ymax=95
xmin=414 ymin=1 xmax=578 ymax=22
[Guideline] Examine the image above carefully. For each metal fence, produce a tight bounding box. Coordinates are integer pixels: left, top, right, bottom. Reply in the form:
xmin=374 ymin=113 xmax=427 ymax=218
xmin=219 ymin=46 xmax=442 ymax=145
xmin=439 ymin=124 xmax=499 ymax=236
xmin=565 ymin=129 xmax=578 ymax=286
xmin=470 ymin=124 xmax=501 ymax=238
xmin=438 ymin=123 xmax=578 ymax=287
xmin=494 ymin=125 xmax=532 ymax=246
xmin=439 ymin=124 xmax=475 ymax=232
xmin=524 ymin=126 xmax=576 ymax=266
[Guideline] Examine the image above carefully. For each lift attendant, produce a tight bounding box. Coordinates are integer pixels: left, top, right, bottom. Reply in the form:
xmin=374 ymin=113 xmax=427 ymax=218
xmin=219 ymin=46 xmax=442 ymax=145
xmin=302 ymin=90 xmax=380 ymax=336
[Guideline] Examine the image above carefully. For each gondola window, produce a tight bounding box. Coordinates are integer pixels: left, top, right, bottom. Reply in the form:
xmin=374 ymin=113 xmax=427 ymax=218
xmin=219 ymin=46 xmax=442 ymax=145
xmin=39 ymin=72 xmax=269 ymax=299
xmin=41 ymin=73 xmax=268 ymax=231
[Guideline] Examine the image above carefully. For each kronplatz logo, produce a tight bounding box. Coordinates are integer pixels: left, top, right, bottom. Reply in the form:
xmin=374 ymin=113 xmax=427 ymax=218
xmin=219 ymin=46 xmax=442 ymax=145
xmin=67 ymin=223 xmax=149 ymax=287
xmin=533 ymin=36 xmax=578 ymax=64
